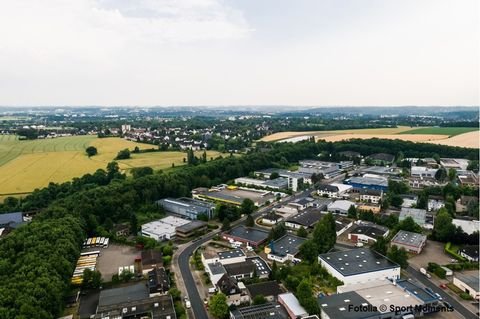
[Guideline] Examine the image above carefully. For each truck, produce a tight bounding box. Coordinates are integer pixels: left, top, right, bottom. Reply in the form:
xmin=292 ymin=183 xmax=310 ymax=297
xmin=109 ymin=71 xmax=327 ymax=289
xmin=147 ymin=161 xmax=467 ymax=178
xmin=420 ymin=268 xmax=431 ymax=278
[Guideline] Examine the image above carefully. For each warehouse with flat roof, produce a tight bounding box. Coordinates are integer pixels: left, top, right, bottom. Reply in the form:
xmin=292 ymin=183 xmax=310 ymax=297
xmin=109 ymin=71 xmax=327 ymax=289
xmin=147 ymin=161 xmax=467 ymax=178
xmin=318 ymin=248 xmax=400 ymax=286
xmin=390 ymin=230 xmax=427 ymax=254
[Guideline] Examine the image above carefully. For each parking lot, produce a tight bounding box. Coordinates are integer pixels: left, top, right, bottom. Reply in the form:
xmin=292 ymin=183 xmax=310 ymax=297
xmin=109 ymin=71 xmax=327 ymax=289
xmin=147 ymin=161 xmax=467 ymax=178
xmin=409 ymin=240 xmax=452 ymax=270
xmin=85 ymin=243 xmax=140 ymax=281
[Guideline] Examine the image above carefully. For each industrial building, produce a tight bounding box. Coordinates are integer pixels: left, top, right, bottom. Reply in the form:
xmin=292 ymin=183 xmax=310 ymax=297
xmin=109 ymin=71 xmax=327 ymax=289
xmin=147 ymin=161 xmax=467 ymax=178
xmin=175 ymin=220 xmax=207 ymax=239
xmin=344 ymin=175 xmax=389 ymax=192
xmin=453 ymin=272 xmax=480 ymax=300
xmin=254 ymin=168 xmax=305 ymax=191
xmin=411 ymin=166 xmax=438 ymax=178
xmin=318 ymin=248 xmax=400 ymax=286
xmin=234 ymin=177 xmax=289 ymax=190
xmin=156 ymin=197 xmax=215 ymax=220
xmin=230 ymin=302 xmax=288 ymax=319
xmin=193 ymin=186 xmax=276 ymax=206
xmin=327 ymin=200 xmax=356 ymax=216
xmin=222 ymin=226 xmax=270 ymax=247
xmin=95 ymin=283 xmax=176 ymax=319
xmin=390 ymin=230 xmax=427 ymax=254
xmin=320 ymin=279 xmax=441 ymax=319
xmin=141 ymin=216 xmax=191 ymax=241
xmin=265 ymin=234 xmax=307 ymax=263
xmin=427 ymin=195 xmax=445 ymax=212
xmin=366 ymin=153 xmax=395 ymax=165
xmin=399 ymin=207 xmax=432 ymax=229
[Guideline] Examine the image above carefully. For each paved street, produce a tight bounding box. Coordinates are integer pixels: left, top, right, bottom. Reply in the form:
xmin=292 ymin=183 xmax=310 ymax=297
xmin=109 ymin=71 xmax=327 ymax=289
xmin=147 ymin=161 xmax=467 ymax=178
xmin=405 ymin=265 xmax=478 ymax=319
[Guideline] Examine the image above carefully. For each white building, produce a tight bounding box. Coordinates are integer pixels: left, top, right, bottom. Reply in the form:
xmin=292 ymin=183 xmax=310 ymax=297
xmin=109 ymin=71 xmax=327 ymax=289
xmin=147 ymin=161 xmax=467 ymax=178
xmin=317 ymin=183 xmax=352 ymax=198
xmin=452 ymin=219 xmax=480 ymax=235
xmin=453 ymin=272 xmax=479 ymax=300
xmin=327 ymin=200 xmax=356 ymax=216
xmin=427 ymin=196 xmax=445 ymax=212
xmin=278 ymin=293 xmax=308 ymax=319
xmin=358 ymin=189 xmax=383 ymax=204
xmin=318 ymin=248 xmax=400 ymax=286
xmin=411 ymin=166 xmax=438 ymax=178
xmin=141 ymin=216 xmax=190 ymax=241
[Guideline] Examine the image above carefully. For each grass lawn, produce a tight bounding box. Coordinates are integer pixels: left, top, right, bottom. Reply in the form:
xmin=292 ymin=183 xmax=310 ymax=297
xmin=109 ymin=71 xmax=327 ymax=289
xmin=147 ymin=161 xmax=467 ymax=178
xmin=0 ymin=135 xmax=229 ymax=196
xmin=400 ymin=127 xmax=478 ymax=136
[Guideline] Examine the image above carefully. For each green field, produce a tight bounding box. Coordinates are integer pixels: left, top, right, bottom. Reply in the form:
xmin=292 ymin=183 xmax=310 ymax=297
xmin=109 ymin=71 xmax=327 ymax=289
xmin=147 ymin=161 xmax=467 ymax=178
xmin=0 ymin=135 xmax=225 ymax=196
xmin=400 ymin=127 xmax=478 ymax=136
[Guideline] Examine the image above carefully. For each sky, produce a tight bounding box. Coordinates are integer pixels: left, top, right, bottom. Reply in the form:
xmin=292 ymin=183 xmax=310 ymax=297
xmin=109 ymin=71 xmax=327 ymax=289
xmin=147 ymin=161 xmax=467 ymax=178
xmin=0 ymin=0 xmax=478 ymax=107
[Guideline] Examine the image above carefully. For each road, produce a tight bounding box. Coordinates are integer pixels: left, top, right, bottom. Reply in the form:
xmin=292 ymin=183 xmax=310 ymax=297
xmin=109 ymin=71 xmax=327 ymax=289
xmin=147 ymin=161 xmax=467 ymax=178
xmin=405 ymin=266 xmax=478 ymax=319
xmin=176 ymin=189 xmax=314 ymax=319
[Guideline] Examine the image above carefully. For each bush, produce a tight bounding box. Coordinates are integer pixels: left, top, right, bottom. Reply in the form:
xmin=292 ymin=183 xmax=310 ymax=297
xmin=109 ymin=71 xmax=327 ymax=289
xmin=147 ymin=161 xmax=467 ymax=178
xmin=460 ymin=292 xmax=473 ymax=300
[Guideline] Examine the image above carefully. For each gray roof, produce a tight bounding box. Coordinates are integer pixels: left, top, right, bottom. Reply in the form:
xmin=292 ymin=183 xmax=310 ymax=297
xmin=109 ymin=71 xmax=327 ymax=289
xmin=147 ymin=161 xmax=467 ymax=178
xmin=285 ymin=208 xmax=323 ymax=227
xmin=246 ymin=281 xmax=284 ymax=298
xmin=391 ymin=230 xmax=427 ymax=248
xmin=454 ymin=272 xmax=480 ymax=290
xmin=230 ymin=303 xmax=288 ymax=319
xmin=208 ymin=262 xmax=227 ymax=275
xmin=98 ymin=282 xmax=149 ymax=307
xmin=96 ymin=295 xmax=176 ymax=319
xmin=318 ymin=184 xmax=339 ymax=192
xmin=396 ymin=279 xmax=437 ymax=303
xmin=157 ymin=197 xmax=215 ymax=212
xmin=270 ymin=235 xmax=307 ymax=257
xmin=264 ymin=177 xmax=289 ymax=188
xmin=176 ymin=220 xmax=207 ymax=233
xmin=0 ymin=212 xmax=24 ymax=228
xmin=350 ymin=225 xmax=388 ymax=239
xmin=248 ymin=257 xmax=271 ymax=277
xmin=226 ymin=226 xmax=269 ymax=244
xmin=459 ymin=245 xmax=479 ymax=259
xmin=319 ymin=248 xmax=399 ymax=277
xmin=218 ymin=248 xmax=245 ymax=260
xmin=399 ymin=208 xmax=427 ymax=223
xmin=318 ymin=291 xmax=380 ymax=319
xmin=367 ymin=153 xmax=395 ymax=162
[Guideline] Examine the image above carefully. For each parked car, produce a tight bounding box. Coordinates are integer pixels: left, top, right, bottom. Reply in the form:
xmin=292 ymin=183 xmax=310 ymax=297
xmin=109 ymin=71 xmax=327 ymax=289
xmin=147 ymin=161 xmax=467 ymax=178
xmin=435 ymin=293 xmax=443 ymax=300
xmin=439 ymin=284 xmax=447 ymax=289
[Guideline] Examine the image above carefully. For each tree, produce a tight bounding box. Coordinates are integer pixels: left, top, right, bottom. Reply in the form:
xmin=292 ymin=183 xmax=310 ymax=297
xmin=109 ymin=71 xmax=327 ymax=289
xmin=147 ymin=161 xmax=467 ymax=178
xmin=312 ymin=213 xmax=336 ymax=254
xmin=253 ymin=295 xmax=267 ymax=305
xmin=221 ymin=218 xmax=231 ymax=231
xmin=163 ymin=255 xmax=172 ymax=266
xmin=297 ymin=226 xmax=308 ymax=238
xmin=130 ymin=213 xmax=139 ymax=234
xmin=389 ymin=194 xmax=404 ymax=208
xmin=82 ymin=269 xmax=102 ymax=289
xmin=448 ymin=168 xmax=457 ymax=182
xmin=169 ymin=288 xmax=182 ymax=301
xmin=86 ymin=146 xmax=97 ymax=157
xmin=388 ymin=180 xmax=410 ymax=195
xmin=209 ymin=293 xmax=229 ymax=319
xmin=435 ymin=168 xmax=447 ymax=181
xmin=347 ymin=205 xmax=357 ymax=219
xmin=245 ymin=214 xmax=254 ymax=227
xmin=270 ymin=172 xmax=280 ymax=179
xmin=299 ymin=240 xmax=319 ymax=263
xmin=202 ymin=150 xmax=208 ymax=163
xmin=371 ymin=237 xmax=388 ymax=255
xmin=433 ymin=208 xmax=456 ymax=242
xmin=131 ymin=166 xmax=154 ymax=179
xmin=396 ymin=216 xmax=422 ymax=234
xmin=467 ymin=160 xmax=479 ymax=173
xmin=240 ymin=198 xmax=255 ymax=215
xmin=467 ymin=200 xmax=479 ymax=218
xmin=296 ymin=280 xmax=319 ymax=314
xmin=115 ymin=148 xmax=131 ymax=160
xmin=119 ymin=269 xmax=134 ymax=282
xmin=387 ymin=245 xmax=409 ymax=269
xmin=270 ymin=261 xmax=278 ymax=280
xmin=268 ymin=223 xmax=287 ymax=241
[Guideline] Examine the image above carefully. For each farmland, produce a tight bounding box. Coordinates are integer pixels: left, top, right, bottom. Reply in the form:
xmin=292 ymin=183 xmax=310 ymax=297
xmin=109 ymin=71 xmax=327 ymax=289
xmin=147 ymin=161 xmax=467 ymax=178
xmin=0 ymin=135 xmax=224 ymax=196
xmin=260 ymin=126 xmax=479 ymax=148
xmin=398 ymin=127 xmax=478 ymax=136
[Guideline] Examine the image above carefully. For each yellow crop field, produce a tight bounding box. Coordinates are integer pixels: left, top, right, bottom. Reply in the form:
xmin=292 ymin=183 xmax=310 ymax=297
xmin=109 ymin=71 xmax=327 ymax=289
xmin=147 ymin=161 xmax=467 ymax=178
xmin=0 ymin=135 xmax=228 ymax=196
xmin=260 ymin=126 xmax=415 ymax=142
